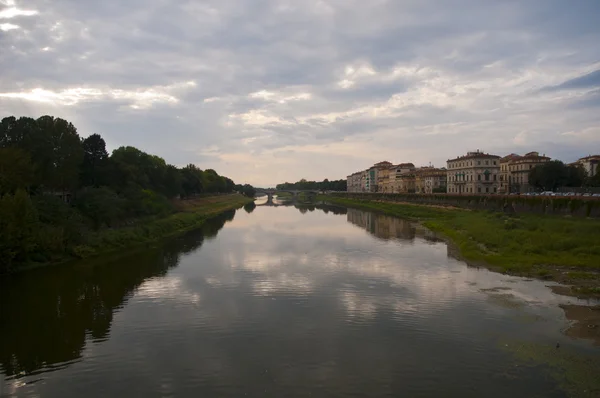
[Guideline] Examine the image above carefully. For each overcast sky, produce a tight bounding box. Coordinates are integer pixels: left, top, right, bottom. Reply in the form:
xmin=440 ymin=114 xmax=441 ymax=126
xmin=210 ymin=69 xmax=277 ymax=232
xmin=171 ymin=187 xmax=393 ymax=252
xmin=1 ymin=0 xmax=599 ymax=186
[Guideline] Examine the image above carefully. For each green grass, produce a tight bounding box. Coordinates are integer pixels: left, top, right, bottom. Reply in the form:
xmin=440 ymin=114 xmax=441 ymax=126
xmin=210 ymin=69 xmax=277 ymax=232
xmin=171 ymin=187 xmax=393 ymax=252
xmin=71 ymin=194 xmax=252 ymax=260
xmin=321 ymin=196 xmax=600 ymax=278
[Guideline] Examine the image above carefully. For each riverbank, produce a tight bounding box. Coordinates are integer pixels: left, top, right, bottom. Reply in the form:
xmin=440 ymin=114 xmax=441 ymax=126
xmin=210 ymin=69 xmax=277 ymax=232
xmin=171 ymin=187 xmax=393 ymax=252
xmin=321 ymin=195 xmax=600 ymax=298
xmin=7 ymin=194 xmax=252 ymax=273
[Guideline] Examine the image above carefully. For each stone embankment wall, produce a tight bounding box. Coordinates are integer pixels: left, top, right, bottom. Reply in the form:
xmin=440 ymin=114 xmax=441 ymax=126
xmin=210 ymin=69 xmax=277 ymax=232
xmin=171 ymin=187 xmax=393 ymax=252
xmin=330 ymin=193 xmax=600 ymax=218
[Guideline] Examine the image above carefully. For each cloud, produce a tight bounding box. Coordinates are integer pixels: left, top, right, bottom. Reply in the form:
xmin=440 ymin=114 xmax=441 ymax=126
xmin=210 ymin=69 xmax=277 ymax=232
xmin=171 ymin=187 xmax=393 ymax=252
xmin=0 ymin=6 xmax=38 ymax=19
xmin=0 ymin=81 xmax=196 ymax=108
xmin=0 ymin=22 xmax=18 ymax=30
xmin=1 ymin=0 xmax=600 ymax=186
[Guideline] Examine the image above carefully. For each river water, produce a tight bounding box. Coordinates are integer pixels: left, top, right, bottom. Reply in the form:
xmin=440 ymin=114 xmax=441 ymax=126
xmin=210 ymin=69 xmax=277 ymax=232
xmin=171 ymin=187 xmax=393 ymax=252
xmin=1 ymin=199 xmax=599 ymax=397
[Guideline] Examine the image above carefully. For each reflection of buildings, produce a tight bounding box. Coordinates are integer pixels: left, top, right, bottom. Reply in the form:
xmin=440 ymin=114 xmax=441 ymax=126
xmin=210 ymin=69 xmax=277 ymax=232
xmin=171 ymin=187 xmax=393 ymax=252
xmin=347 ymin=209 xmax=415 ymax=240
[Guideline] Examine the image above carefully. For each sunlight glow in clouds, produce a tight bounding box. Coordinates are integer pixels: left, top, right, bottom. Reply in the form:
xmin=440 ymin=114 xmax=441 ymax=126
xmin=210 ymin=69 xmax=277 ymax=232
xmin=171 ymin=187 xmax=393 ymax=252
xmin=0 ymin=6 xmax=38 ymax=19
xmin=0 ymin=82 xmax=197 ymax=109
xmin=0 ymin=22 xmax=18 ymax=30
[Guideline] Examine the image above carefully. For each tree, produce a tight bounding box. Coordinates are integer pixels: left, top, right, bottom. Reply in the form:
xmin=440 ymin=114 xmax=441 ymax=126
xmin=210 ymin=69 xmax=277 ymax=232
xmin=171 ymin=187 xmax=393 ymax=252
xmin=566 ymin=164 xmax=586 ymax=187
xmin=588 ymin=171 xmax=600 ymax=187
xmin=0 ymin=148 xmax=34 ymax=194
xmin=0 ymin=190 xmax=40 ymax=271
xmin=74 ymin=187 xmax=125 ymax=229
xmin=529 ymin=161 xmax=570 ymax=191
xmin=36 ymin=116 xmax=84 ymax=192
xmin=81 ymin=134 xmax=109 ymax=187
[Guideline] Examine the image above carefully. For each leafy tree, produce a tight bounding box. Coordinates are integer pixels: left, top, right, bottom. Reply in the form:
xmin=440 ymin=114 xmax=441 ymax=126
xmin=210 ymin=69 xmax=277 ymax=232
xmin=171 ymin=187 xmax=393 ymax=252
xmin=81 ymin=134 xmax=109 ymax=187
xmin=276 ymin=178 xmax=347 ymax=191
xmin=529 ymin=161 xmax=569 ymax=191
xmin=74 ymin=187 xmax=125 ymax=229
xmin=36 ymin=116 xmax=84 ymax=192
xmin=588 ymin=171 xmax=600 ymax=187
xmin=0 ymin=190 xmax=39 ymax=271
xmin=0 ymin=148 xmax=34 ymax=194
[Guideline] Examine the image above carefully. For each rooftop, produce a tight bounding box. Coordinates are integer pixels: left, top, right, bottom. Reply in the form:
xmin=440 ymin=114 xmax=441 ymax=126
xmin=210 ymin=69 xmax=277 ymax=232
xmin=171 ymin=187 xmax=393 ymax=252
xmin=447 ymin=150 xmax=500 ymax=162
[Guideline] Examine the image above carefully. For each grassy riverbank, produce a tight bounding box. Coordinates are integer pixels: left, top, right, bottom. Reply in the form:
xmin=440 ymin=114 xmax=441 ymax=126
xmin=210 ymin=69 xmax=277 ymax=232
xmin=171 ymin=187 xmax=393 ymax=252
xmin=321 ymin=196 xmax=600 ymax=297
xmin=9 ymin=194 xmax=252 ymax=272
xmin=75 ymin=194 xmax=252 ymax=258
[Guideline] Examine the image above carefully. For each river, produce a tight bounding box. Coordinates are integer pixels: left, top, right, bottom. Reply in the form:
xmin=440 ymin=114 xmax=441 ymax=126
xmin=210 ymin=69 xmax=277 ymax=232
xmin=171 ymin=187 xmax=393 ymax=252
xmin=1 ymin=198 xmax=599 ymax=397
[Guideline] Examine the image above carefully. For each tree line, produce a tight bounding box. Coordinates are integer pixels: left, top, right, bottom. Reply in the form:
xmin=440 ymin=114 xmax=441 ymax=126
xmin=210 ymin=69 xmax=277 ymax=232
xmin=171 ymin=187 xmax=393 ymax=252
xmin=276 ymin=178 xmax=347 ymax=191
xmin=528 ymin=160 xmax=598 ymax=191
xmin=0 ymin=115 xmax=251 ymax=272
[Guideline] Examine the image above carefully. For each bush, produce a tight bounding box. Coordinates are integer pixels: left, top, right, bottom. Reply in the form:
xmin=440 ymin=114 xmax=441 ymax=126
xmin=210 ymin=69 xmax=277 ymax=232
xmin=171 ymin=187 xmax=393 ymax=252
xmin=74 ymin=187 xmax=125 ymax=229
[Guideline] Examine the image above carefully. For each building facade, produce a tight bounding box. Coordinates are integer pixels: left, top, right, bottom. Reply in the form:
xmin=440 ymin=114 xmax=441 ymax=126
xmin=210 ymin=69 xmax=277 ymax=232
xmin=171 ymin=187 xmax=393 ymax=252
xmin=499 ymin=154 xmax=521 ymax=194
xmin=388 ymin=163 xmax=415 ymax=193
xmin=447 ymin=150 xmax=500 ymax=194
xmin=574 ymin=155 xmax=600 ymax=178
xmin=507 ymin=152 xmax=550 ymax=193
xmin=415 ymin=167 xmax=447 ymax=194
xmin=367 ymin=161 xmax=393 ymax=192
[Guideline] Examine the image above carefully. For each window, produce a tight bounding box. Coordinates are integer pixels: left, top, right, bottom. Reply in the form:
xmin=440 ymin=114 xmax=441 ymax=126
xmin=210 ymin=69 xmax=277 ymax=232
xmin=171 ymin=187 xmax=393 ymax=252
xmin=477 ymin=161 xmax=481 ymax=165
xmin=494 ymin=187 xmax=497 ymax=193
xmin=485 ymin=160 xmax=489 ymax=165
xmin=478 ymin=187 xmax=481 ymax=193
xmin=493 ymin=174 xmax=496 ymax=181
xmin=485 ymin=173 xmax=489 ymax=181
xmin=478 ymin=174 xmax=481 ymax=181
xmin=486 ymin=187 xmax=489 ymax=193
xmin=493 ymin=161 xmax=497 ymax=165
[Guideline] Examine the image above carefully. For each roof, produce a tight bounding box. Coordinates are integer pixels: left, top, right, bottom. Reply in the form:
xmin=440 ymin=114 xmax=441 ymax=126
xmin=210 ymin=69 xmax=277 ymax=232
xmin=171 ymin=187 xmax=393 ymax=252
xmin=500 ymin=153 xmax=522 ymax=163
xmin=447 ymin=151 xmax=500 ymax=162
xmin=373 ymin=161 xmax=393 ymax=167
xmin=578 ymin=155 xmax=600 ymax=161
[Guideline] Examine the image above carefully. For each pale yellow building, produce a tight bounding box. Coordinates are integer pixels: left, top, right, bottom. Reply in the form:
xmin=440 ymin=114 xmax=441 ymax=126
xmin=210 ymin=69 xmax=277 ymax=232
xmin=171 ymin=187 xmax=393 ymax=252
xmin=574 ymin=155 xmax=600 ymax=178
xmin=388 ymin=163 xmax=415 ymax=193
xmin=447 ymin=150 xmax=500 ymax=194
xmin=507 ymin=152 xmax=550 ymax=193
xmin=415 ymin=167 xmax=447 ymax=194
xmin=368 ymin=161 xmax=393 ymax=192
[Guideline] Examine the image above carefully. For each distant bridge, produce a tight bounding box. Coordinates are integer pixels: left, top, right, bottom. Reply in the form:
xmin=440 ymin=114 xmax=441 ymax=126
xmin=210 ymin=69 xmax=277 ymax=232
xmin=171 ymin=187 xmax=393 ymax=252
xmin=254 ymin=189 xmax=321 ymax=201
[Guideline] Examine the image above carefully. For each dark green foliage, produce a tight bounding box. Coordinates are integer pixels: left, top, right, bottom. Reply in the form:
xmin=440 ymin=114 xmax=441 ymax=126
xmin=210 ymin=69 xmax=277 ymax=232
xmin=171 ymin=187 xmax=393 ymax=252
xmin=81 ymin=134 xmax=109 ymax=187
xmin=0 ymin=148 xmax=34 ymax=194
xmin=0 ymin=115 xmax=247 ymax=271
xmin=0 ymin=190 xmax=38 ymax=271
xmin=74 ymin=187 xmax=125 ymax=229
xmin=276 ymin=178 xmax=347 ymax=191
xmin=236 ymin=184 xmax=256 ymax=197
xmin=529 ymin=160 xmax=586 ymax=191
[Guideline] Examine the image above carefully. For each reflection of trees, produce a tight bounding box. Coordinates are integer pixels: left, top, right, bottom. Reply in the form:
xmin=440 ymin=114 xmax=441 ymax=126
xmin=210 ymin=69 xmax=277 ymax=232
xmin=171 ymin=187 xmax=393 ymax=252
xmin=346 ymin=209 xmax=415 ymax=241
xmin=243 ymin=201 xmax=256 ymax=213
xmin=0 ymin=211 xmax=235 ymax=379
xmin=294 ymin=203 xmax=348 ymax=215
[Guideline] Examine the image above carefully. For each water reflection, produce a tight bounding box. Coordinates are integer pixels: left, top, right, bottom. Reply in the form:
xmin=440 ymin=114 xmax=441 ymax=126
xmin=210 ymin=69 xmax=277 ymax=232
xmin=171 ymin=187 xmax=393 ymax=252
xmin=346 ymin=209 xmax=415 ymax=241
xmin=0 ymin=210 xmax=236 ymax=380
xmin=2 ymin=204 xmax=599 ymax=398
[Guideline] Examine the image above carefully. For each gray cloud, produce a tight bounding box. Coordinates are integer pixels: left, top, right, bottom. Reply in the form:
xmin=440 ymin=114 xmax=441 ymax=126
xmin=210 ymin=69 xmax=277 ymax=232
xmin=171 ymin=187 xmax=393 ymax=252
xmin=541 ymin=69 xmax=600 ymax=92
xmin=1 ymin=0 xmax=600 ymax=186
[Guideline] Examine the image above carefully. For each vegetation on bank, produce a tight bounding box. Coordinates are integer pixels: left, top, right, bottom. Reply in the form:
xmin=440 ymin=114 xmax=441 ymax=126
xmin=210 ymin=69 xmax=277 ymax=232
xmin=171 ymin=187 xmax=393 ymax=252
xmin=71 ymin=195 xmax=252 ymax=262
xmin=276 ymin=178 xmax=347 ymax=191
xmin=322 ymin=196 xmax=600 ymax=296
xmin=0 ymin=115 xmax=255 ymax=273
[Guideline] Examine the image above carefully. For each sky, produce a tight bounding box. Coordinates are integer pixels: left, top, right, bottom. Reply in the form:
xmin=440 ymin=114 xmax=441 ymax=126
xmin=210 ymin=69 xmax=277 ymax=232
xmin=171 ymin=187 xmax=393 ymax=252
xmin=1 ymin=0 xmax=599 ymax=187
